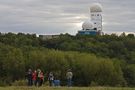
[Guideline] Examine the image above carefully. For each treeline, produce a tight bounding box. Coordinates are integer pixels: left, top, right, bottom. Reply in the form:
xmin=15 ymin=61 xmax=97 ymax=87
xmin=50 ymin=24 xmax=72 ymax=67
xmin=43 ymin=33 xmax=135 ymax=64
xmin=0 ymin=32 xmax=135 ymax=87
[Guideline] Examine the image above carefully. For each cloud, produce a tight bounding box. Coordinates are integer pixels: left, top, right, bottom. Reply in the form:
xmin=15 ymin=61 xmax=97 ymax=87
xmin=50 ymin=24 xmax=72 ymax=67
xmin=0 ymin=0 xmax=134 ymax=35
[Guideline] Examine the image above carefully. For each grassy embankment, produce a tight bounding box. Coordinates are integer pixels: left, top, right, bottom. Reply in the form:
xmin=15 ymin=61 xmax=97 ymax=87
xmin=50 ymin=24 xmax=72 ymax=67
xmin=0 ymin=87 xmax=135 ymax=90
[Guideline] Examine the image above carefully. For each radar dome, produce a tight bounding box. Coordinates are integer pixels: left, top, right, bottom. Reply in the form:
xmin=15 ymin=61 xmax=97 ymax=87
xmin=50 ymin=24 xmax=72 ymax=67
xmin=82 ymin=20 xmax=94 ymax=30
xmin=90 ymin=3 xmax=102 ymax=12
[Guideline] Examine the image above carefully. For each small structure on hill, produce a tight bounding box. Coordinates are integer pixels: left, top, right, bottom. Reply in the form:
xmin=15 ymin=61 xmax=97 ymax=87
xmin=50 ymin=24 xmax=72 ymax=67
xmin=39 ymin=35 xmax=59 ymax=40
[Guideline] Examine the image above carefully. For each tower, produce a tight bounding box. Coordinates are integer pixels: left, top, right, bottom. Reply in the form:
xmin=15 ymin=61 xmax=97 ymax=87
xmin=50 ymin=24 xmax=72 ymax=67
xmin=90 ymin=3 xmax=103 ymax=33
xmin=77 ymin=3 xmax=103 ymax=35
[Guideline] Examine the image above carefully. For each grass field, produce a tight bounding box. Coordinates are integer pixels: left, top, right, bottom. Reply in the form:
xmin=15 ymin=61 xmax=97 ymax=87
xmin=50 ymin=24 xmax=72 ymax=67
xmin=0 ymin=87 xmax=135 ymax=90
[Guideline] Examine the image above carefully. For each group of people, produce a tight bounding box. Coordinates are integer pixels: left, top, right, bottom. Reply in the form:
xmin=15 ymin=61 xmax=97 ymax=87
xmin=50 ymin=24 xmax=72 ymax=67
xmin=26 ymin=69 xmax=44 ymax=86
xmin=26 ymin=68 xmax=73 ymax=87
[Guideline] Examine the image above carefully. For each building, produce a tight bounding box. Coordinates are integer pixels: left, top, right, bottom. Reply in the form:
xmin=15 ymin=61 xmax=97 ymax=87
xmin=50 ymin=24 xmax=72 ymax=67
xmin=39 ymin=35 xmax=59 ymax=40
xmin=78 ymin=3 xmax=103 ymax=35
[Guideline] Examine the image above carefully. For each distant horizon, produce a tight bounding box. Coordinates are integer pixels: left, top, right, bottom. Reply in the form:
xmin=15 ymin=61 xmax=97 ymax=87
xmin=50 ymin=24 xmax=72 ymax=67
xmin=0 ymin=31 xmax=135 ymax=37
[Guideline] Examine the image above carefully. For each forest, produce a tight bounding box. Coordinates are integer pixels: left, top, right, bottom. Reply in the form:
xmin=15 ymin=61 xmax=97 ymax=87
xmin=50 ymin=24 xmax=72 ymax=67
xmin=0 ymin=32 xmax=135 ymax=87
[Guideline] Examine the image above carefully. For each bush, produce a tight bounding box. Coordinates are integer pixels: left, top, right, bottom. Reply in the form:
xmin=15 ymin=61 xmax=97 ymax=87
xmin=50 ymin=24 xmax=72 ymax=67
xmin=0 ymin=81 xmax=7 ymax=87
xmin=90 ymin=81 xmax=99 ymax=86
xmin=12 ymin=80 xmax=27 ymax=86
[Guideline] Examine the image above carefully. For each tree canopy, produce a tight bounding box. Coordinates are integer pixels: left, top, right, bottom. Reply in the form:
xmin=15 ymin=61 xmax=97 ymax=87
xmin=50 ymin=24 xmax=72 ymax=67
xmin=0 ymin=32 xmax=135 ymax=86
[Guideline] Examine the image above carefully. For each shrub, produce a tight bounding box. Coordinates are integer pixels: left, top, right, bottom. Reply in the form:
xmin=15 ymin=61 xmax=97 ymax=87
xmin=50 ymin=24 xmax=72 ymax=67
xmin=12 ymin=80 xmax=27 ymax=86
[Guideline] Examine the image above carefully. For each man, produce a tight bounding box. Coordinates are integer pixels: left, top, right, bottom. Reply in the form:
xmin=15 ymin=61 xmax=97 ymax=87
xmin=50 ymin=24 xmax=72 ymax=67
xmin=66 ymin=69 xmax=73 ymax=87
xmin=37 ymin=69 xmax=44 ymax=86
xmin=27 ymin=69 xmax=33 ymax=86
xmin=48 ymin=72 xmax=54 ymax=86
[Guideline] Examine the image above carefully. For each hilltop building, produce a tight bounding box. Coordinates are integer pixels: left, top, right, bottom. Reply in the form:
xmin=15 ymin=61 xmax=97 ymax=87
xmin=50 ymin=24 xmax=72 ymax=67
xmin=39 ymin=35 xmax=60 ymax=40
xmin=78 ymin=3 xmax=103 ymax=35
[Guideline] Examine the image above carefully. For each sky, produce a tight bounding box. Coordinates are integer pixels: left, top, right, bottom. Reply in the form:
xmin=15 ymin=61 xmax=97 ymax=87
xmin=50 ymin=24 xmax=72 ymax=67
xmin=0 ymin=0 xmax=135 ymax=35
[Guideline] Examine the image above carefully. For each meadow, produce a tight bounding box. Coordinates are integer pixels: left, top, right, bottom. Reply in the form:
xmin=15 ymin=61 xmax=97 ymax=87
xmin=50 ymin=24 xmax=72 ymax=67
xmin=0 ymin=87 xmax=135 ymax=90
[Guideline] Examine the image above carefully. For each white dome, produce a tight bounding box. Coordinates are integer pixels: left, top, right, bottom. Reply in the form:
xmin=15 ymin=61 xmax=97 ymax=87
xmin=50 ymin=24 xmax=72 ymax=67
xmin=90 ymin=3 xmax=102 ymax=12
xmin=82 ymin=20 xmax=94 ymax=30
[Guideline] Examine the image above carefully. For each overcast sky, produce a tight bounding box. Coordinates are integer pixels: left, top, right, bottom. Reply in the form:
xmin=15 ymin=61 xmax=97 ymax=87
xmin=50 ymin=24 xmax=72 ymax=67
xmin=0 ymin=0 xmax=135 ymax=35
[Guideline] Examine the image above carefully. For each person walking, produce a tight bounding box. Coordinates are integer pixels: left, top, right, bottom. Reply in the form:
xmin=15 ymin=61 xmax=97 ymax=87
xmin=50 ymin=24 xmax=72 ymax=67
xmin=48 ymin=72 xmax=54 ymax=86
xmin=66 ymin=69 xmax=73 ymax=87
